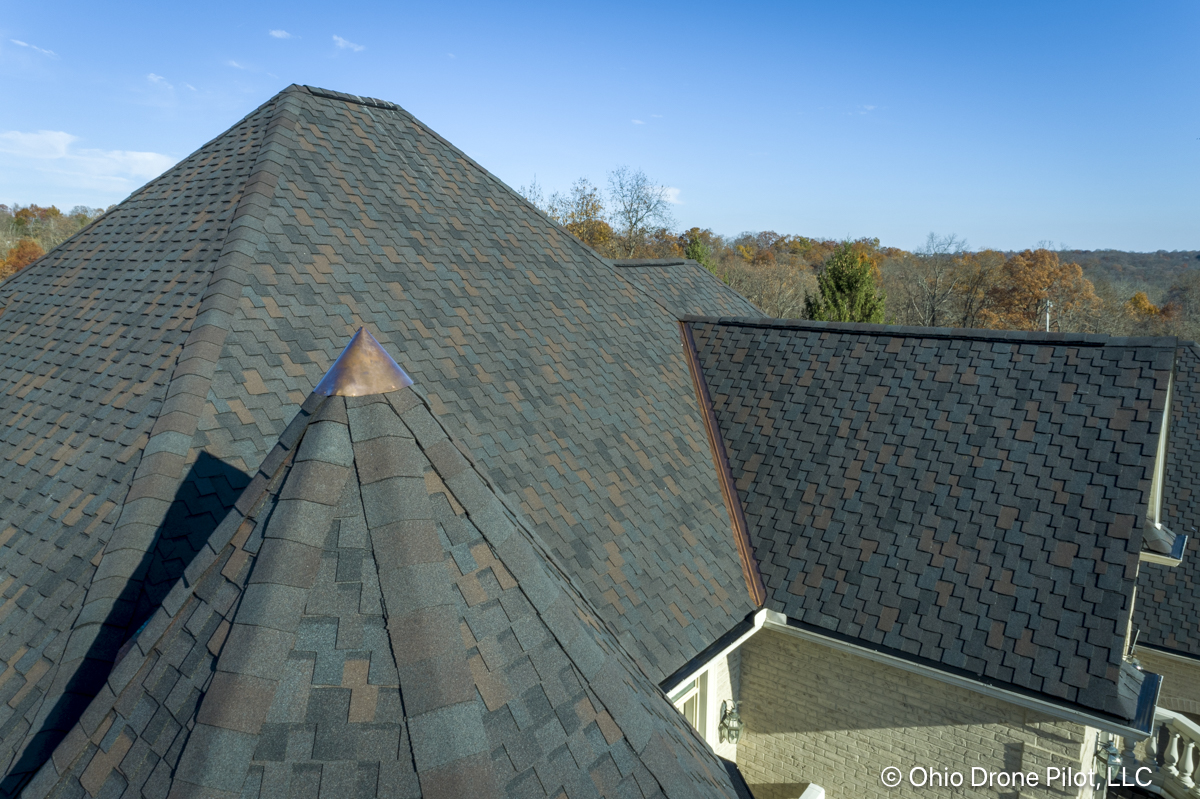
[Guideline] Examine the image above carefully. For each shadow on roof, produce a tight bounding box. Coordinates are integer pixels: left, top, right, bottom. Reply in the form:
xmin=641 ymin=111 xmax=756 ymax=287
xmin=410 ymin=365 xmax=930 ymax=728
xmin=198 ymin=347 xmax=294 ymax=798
xmin=1 ymin=454 xmax=248 ymax=796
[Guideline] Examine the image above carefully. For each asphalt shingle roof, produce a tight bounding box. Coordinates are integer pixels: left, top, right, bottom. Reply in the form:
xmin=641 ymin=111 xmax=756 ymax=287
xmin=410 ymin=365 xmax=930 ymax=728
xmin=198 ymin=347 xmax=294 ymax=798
xmin=684 ymin=317 xmax=1177 ymax=724
xmin=22 ymin=361 xmax=748 ymax=798
xmin=1134 ymin=342 xmax=1200 ymax=658
xmin=0 ymin=97 xmax=277 ymax=792
xmin=0 ymin=85 xmax=755 ymax=790
xmin=609 ymin=261 xmax=762 ymax=320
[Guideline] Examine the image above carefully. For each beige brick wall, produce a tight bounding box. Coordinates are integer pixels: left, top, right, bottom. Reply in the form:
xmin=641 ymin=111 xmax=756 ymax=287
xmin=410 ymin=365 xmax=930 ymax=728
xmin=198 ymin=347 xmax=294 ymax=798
xmin=737 ymin=628 xmax=1097 ymax=799
xmin=1135 ymin=647 xmax=1200 ymax=717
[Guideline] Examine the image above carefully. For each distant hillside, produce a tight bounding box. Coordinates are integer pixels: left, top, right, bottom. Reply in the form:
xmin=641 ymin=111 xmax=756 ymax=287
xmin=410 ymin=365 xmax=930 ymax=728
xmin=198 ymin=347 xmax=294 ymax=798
xmin=1054 ymin=249 xmax=1200 ymax=295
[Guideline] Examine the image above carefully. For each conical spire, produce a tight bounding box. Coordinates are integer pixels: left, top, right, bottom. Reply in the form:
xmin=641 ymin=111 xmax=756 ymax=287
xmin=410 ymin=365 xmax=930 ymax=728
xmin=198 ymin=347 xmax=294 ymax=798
xmin=313 ymin=327 xmax=414 ymax=397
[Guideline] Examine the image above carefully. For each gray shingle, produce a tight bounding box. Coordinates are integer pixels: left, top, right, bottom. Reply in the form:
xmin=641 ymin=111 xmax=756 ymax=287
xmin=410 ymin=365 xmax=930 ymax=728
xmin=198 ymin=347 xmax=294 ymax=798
xmin=686 ymin=316 xmax=1176 ymax=723
xmin=5 ymin=84 xmax=757 ymax=798
xmin=1134 ymin=343 xmax=1200 ymax=657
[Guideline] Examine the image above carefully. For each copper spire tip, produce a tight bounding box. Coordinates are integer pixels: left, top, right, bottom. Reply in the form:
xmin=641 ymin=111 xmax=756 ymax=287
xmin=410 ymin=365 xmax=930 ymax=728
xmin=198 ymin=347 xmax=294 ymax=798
xmin=314 ymin=328 xmax=414 ymax=397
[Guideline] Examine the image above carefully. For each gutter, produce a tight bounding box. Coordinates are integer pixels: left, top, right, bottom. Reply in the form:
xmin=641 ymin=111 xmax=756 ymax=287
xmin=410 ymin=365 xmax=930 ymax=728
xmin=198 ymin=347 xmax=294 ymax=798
xmin=1135 ymin=642 xmax=1200 ymax=667
xmin=660 ymin=612 xmax=764 ymax=695
xmin=662 ymin=608 xmax=1161 ymax=739
xmin=758 ymin=610 xmax=1160 ymax=740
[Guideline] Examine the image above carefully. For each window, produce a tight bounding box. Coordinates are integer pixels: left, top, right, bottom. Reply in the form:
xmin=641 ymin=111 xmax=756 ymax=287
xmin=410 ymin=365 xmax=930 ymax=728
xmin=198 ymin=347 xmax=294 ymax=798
xmin=669 ymin=672 xmax=707 ymax=738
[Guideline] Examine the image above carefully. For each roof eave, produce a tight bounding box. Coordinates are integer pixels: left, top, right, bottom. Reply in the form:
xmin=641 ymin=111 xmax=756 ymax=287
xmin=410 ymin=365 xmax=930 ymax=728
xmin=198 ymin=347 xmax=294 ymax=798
xmin=760 ymin=609 xmax=1155 ymax=739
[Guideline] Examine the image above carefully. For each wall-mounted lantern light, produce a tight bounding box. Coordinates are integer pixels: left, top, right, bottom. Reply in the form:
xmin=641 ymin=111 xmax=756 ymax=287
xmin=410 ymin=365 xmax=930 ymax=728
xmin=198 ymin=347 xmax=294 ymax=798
xmin=1098 ymin=738 xmax=1122 ymax=772
xmin=719 ymin=700 xmax=743 ymax=744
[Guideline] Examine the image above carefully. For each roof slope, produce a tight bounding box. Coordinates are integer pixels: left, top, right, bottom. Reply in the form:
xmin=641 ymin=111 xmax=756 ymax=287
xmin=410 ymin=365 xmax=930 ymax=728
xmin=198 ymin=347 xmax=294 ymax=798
xmin=0 ymin=85 xmax=754 ymax=787
xmin=609 ymin=260 xmax=762 ymax=319
xmin=684 ymin=317 xmax=1176 ymax=724
xmin=0 ymin=93 xmax=282 ymax=788
xmin=25 ymin=340 xmax=747 ymax=798
xmin=1134 ymin=342 xmax=1200 ymax=658
xmin=171 ymin=85 xmax=752 ymax=686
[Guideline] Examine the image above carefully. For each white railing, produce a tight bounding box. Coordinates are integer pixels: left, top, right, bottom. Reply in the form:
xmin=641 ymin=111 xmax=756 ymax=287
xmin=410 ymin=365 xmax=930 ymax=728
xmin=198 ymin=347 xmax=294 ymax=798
xmin=1123 ymin=708 xmax=1200 ymax=798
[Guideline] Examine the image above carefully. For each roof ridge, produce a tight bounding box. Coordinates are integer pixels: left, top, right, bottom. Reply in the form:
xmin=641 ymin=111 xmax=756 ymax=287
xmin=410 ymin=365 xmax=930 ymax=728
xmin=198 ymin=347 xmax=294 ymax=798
xmin=303 ymin=84 xmax=401 ymax=111
xmin=0 ymin=92 xmax=288 ymax=297
xmin=298 ymin=84 xmax=623 ymax=276
xmin=682 ymin=315 xmax=1181 ymax=348
xmin=6 ymin=87 xmax=305 ymax=795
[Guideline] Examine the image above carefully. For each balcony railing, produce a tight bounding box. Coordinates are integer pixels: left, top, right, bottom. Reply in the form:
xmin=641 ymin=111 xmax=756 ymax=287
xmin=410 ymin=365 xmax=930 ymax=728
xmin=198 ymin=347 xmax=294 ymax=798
xmin=1122 ymin=708 xmax=1200 ymax=798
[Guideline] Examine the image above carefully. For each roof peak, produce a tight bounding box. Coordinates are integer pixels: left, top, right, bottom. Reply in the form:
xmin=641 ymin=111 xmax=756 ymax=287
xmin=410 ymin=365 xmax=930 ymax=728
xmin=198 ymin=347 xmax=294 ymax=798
xmin=313 ymin=327 xmax=414 ymax=396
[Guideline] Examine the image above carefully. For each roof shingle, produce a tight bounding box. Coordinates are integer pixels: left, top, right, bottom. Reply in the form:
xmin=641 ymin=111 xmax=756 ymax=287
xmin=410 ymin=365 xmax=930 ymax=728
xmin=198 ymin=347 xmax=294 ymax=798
xmin=0 ymin=84 xmax=757 ymax=791
xmin=1134 ymin=342 xmax=1200 ymax=658
xmin=684 ymin=316 xmax=1176 ymax=724
xmin=24 ymin=348 xmax=748 ymax=798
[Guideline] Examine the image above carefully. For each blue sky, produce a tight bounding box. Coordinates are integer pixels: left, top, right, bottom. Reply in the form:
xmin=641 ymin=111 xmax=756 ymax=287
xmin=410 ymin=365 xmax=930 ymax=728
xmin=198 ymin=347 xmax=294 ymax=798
xmin=2 ymin=1 xmax=1196 ymax=252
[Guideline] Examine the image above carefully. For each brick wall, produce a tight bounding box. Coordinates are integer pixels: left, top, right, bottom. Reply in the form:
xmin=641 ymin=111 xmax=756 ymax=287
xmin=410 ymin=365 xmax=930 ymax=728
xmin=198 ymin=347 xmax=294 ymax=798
xmin=737 ymin=628 xmax=1097 ymax=799
xmin=1136 ymin=648 xmax=1200 ymax=717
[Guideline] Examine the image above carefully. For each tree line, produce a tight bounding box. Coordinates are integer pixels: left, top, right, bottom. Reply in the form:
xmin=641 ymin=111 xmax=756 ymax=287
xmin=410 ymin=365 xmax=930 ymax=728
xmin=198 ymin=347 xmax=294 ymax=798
xmin=519 ymin=171 xmax=1200 ymax=340
xmin=0 ymin=204 xmax=108 ymax=281
xmin=3 ymin=186 xmax=1197 ymax=342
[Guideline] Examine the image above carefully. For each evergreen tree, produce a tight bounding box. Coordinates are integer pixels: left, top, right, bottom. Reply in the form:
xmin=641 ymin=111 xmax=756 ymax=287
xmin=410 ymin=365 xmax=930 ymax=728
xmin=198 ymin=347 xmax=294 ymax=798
xmin=685 ymin=236 xmax=717 ymax=273
xmin=803 ymin=241 xmax=886 ymax=323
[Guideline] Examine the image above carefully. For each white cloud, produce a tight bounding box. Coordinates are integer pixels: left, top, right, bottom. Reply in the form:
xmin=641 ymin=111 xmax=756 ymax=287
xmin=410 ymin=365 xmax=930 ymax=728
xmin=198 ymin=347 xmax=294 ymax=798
xmin=333 ymin=35 xmax=364 ymax=52
xmin=665 ymin=187 xmax=682 ymax=204
xmin=269 ymin=29 xmax=292 ymax=38
xmin=447 ymin=52 xmax=456 ymax=58
xmin=10 ymin=39 xmax=55 ymax=57
xmin=226 ymin=60 xmax=246 ymax=69
xmin=147 ymin=73 xmax=173 ymax=89
xmin=651 ymin=114 xmax=663 ymax=118
xmin=93 ymin=150 xmax=177 ymax=179
xmin=632 ymin=119 xmax=644 ymax=125
xmin=184 ymin=83 xmax=196 ymax=91
xmin=0 ymin=130 xmax=77 ymax=159
xmin=0 ymin=129 xmax=175 ymax=182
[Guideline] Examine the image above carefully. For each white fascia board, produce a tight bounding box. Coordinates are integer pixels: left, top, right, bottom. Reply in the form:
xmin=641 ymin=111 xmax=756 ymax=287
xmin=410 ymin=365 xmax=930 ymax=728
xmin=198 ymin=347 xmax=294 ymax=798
xmin=760 ymin=610 xmax=1152 ymax=740
xmin=1141 ymin=550 xmax=1184 ymax=567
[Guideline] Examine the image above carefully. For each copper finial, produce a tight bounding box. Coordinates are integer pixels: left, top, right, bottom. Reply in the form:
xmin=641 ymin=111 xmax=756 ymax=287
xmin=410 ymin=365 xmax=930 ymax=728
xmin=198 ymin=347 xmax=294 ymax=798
xmin=313 ymin=328 xmax=414 ymax=397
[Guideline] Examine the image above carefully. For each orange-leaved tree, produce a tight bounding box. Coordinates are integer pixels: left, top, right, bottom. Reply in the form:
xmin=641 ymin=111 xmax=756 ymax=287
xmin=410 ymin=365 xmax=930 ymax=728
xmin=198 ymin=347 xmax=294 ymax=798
xmin=1 ymin=238 xmax=45 ymax=280
xmin=981 ymin=249 xmax=1101 ymax=332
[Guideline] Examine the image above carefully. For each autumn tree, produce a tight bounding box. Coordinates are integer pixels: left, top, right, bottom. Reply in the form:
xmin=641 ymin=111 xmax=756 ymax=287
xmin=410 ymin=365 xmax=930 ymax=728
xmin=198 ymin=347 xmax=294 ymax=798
xmin=1 ymin=203 xmax=104 ymax=273
xmin=1125 ymin=291 xmax=1159 ymax=320
xmin=951 ymin=249 xmax=1005 ymax=328
xmin=547 ymin=178 xmax=613 ymax=252
xmin=607 ymin=166 xmax=674 ymax=258
xmin=804 ymin=242 xmax=886 ymax=323
xmin=979 ymin=249 xmax=1101 ymax=332
xmin=517 ymin=176 xmax=546 ymax=210
xmin=0 ymin=238 xmax=45 ymax=280
xmin=1160 ymin=269 xmax=1200 ymax=339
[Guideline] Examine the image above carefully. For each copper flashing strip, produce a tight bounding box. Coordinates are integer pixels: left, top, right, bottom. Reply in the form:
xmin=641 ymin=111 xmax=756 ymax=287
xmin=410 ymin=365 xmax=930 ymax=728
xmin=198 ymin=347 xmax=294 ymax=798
xmin=679 ymin=321 xmax=767 ymax=607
